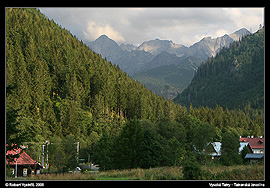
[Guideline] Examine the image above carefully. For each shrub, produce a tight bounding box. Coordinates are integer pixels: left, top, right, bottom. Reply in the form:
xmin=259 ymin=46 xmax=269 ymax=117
xmin=182 ymin=153 xmax=202 ymax=180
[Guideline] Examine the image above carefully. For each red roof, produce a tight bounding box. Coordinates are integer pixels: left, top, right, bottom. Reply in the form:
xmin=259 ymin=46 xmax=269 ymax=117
xmin=239 ymin=137 xmax=264 ymax=149
xmin=6 ymin=148 xmax=43 ymax=167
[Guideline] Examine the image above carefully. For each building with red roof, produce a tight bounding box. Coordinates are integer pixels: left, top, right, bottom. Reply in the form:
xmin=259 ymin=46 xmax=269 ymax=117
xmin=6 ymin=148 xmax=43 ymax=177
xmin=239 ymin=136 xmax=264 ymax=154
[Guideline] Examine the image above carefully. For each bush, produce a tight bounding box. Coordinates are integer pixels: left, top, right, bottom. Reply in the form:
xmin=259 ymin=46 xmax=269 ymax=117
xmin=182 ymin=153 xmax=202 ymax=180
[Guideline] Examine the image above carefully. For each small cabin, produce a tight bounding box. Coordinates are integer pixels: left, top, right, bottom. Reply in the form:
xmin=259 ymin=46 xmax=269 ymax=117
xmin=6 ymin=148 xmax=43 ymax=177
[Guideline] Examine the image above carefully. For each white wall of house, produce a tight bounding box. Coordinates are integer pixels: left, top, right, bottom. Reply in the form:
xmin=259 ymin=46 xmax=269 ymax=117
xmin=253 ymin=148 xmax=264 ymax=154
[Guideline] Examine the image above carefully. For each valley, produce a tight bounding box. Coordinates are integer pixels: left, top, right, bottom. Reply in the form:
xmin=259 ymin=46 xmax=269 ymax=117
xmin=87 ymin=28 xmax=250 ymax=99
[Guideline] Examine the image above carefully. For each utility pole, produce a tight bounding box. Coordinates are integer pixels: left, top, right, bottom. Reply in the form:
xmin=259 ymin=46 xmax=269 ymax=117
xmin=41 ymin=145 xmax=45 ymax=172
xmin=76 ymin=142 xmax=79 ymax=165
xmin=88 ymin=154 xmax=91 ymax=170
xmin=15 ymin=150 xmax=18 ymax=178
xmin=46 ymin=142 xmax=49 ymax=169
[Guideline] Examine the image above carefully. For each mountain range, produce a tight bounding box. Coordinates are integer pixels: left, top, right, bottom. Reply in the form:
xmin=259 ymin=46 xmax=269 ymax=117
xmin=87 ymin=28 xmax=250 ymax=99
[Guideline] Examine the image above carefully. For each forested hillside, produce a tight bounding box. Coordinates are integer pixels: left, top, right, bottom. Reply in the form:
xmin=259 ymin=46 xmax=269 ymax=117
xmin=6 ymin=8 xmax=184 ymax=135
xmin=6 ymin=8 xmax=185 ymax=164
xmin=6 ymin=8 xmax=264 ymax=172
xmin=174 ymin=28 xmax=264 ymax=112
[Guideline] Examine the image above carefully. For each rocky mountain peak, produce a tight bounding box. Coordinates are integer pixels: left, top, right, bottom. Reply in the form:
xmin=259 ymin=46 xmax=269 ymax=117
xmin=87 ymin=34 xmax=123 ymax=62
xmin=229 ymin=28 xmax=250 ymax=41
xmin=97 ymin=34 xmax=109 ymax=39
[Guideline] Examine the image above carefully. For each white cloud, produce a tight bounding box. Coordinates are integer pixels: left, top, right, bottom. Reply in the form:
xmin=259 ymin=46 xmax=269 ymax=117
xmin=222 ymin=8 xmax=264 ymax=33
xmin=215 ymin=29 xmax=229 ymax=38
xmin=83 ymin=21 xmax=126 ymax=43
xmin=40 ymin=8 xmax=264 ymax=46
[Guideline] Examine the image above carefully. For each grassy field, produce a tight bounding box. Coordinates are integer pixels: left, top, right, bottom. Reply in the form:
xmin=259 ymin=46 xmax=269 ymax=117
xmin=11 ymin=165 xmax=264 ymax=180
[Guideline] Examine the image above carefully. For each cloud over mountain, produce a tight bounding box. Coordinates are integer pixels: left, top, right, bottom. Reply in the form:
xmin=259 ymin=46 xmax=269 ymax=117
xmin=40 ymin=8 xmax=264 ymax=47
xmin=83 ymin=21 xmax=126 ymax=43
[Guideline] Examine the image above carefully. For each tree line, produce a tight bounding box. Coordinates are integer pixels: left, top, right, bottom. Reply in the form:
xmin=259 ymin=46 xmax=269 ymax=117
xmin=93 ymin=117 xmax=248 ymax=172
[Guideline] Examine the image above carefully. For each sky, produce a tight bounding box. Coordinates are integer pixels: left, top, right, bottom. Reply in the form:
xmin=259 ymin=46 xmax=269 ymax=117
xmin=39 ymin=8 xmax=264 ymax=47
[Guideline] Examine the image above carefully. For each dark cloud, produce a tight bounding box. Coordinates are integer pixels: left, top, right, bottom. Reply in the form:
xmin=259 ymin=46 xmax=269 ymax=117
xmin=39 ymin=8 xmax=264 ymax=46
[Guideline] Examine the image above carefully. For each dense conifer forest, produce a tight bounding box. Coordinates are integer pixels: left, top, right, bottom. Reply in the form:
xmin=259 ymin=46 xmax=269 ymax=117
xmin=174 ymin=28 xmax=264 ymax=112
xmin=6 ymin=8 xmax=264 ymax=172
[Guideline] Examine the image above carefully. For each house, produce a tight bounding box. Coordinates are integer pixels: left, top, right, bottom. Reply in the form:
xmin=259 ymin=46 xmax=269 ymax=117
xmin=239 ymin=136 xmax=264 ymax=154
xmin=206 ymin=142 xmax=222 ymax=160
xmin=206 ymin=142 xmax=253 ymax=160
xmin=239 ymin=142 xmax=253 ymax=154
xmin=244 ymin=153 xmax=264 ymax=164
xmin=6 ymin=148 xmax=43 ymax=177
